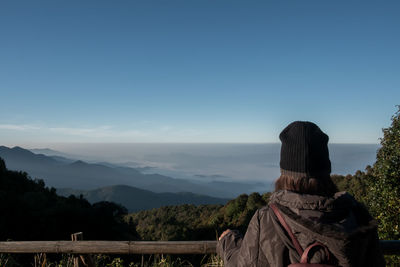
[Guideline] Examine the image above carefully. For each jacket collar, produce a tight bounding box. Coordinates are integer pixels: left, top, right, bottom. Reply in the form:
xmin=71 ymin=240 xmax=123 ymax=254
xmin=269 ymin=190 xmax=357 ymax=212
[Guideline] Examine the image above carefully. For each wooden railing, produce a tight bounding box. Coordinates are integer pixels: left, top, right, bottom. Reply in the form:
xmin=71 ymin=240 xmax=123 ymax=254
xmin=0 ymin=240 xmax=399 ymax=255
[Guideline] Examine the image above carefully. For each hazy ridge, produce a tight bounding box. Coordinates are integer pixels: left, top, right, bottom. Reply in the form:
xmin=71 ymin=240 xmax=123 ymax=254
xmin=57 ymin=185 xmax=228 ymax=212
xmin=0 ymin=146 xmax=259 ymax=199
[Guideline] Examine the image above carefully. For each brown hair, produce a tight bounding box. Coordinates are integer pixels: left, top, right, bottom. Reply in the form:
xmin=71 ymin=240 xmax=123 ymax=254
xmin=275 ymin=174 xmax=338 ymax=197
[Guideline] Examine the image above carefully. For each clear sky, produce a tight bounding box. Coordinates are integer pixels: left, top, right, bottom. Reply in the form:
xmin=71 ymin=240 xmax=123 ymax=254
xmin=0 ymin=0 xmax=399 ymax=145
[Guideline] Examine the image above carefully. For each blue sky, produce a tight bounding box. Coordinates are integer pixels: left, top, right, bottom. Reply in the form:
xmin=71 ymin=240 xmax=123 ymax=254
xmin=0 ymin=0 xmax=399 ymax=145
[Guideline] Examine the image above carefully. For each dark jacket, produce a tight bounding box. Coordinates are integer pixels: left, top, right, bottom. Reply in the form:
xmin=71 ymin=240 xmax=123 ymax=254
xmin=217 ymin=190 xmax=385 ymax=267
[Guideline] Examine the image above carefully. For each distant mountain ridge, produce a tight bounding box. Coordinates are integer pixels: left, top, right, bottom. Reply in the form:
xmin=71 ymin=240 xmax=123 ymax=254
xmin=0 ymin=145 xmax=256 ymax=198
xmin=57 ymin=185 xmax=229 ymax=212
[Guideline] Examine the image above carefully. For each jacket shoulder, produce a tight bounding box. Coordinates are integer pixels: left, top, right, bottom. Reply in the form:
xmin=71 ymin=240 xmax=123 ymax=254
xmin=257 ymin=205 xmax=272 ymax=221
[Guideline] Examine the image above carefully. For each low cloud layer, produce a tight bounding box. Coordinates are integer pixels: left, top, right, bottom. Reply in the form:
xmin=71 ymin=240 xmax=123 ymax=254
xmin=0 ymin=123 xmax=206 ymax=143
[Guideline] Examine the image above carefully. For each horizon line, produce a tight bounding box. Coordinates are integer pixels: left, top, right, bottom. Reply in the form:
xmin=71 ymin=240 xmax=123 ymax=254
xmin=1 ymin=142 xmax=381 ymax=148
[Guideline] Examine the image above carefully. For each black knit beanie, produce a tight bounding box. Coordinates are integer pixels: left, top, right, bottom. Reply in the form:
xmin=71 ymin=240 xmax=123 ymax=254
xmin=279 ymin=121 xmax=331 ymax=179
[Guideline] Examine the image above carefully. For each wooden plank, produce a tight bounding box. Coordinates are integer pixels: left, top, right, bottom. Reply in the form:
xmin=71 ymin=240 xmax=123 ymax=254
xmin=0 ymin=240 xmax=398 ymax=255
xmin=128 ymin=241 xmax=217 ymax=254
xmin=71 ymin=232 xmax=83 ymax=241
xmin=71 ymin=232 xmax=95 ymax=267
xmin=0 ymin=241 xmax=217 ymax=254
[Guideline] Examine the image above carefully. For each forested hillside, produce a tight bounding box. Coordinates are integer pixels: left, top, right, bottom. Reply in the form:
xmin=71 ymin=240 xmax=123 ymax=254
xmin=0 ymin=158 xmax=135 ymax=241
xmin=127 ymin=192 xmax=270 ymax=241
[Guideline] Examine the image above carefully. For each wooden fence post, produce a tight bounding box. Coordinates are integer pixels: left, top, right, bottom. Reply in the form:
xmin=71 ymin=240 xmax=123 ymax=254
xmin=71 ymin=232 xmax=95 ymax=267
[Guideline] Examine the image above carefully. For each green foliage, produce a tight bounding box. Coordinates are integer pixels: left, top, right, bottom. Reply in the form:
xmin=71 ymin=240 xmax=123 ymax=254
xmin=331 ymin=167 xmax=372 ymax=204
xmin=329 ymin=120 xmax=400 ymax=264
xmin=366 ymin=107 xmax=400 ymax=265
xmin=127 ymin=192 xmax=268 ymax=241
xmin=0 ymin=158 xmax=135 ymax=242
xmin=368 ymin=106 xmax=400 ymax=241
xmin=220 ymin=192 xmax=267 ymax=232
xmin=127 ymin=204 xmax=222 ymax=241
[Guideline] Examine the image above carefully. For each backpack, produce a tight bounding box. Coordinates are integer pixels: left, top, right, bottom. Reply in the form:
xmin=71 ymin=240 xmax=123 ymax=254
xmin=269 ymin=204 xmax=338 ymax=267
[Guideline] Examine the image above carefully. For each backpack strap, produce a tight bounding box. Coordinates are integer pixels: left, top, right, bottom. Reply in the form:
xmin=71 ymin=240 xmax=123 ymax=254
xmin=270 ymin=204 xmax=334 ymax=265
xmin=270 ymin=203 xmax=304 ymax=256
xmin=301 ymin=242 xmax=331 ymax=263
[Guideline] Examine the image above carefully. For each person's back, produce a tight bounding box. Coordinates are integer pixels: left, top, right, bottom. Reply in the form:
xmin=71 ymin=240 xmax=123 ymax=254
xmin=217 ymin=121 xmax=385 ymax=267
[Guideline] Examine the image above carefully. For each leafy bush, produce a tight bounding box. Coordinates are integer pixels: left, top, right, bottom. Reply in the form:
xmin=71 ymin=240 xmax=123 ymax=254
xmin=366 ymin=106 xmax=400 ymax=265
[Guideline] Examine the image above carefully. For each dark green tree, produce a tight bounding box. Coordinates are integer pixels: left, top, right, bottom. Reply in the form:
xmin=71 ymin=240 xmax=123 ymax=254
xmin=0 ymin=158 xmax=135 ymax=242
xmin=368 ymin=106 xmax=400 ymax=240
xmin=367 ymin=106 xmax=400 ymax=265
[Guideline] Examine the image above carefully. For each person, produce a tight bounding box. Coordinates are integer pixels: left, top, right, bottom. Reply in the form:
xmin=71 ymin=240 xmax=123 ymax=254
xmin=217 ymin=121 xmax=385 ymax=267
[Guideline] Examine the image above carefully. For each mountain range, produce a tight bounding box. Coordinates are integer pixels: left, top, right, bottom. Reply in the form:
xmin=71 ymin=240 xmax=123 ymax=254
xmin=0 ymin=146 xmax=258 ymax=202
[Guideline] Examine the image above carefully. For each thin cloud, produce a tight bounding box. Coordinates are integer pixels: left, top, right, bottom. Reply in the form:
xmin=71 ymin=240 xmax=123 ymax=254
xmin=0 ymin=124 xmax=40 ymax=131
xmin=48 ymin=125 xmax=151 ymax=140
xmin=49 ymin=126 xmax=112 ymax=137
xmin=0 ymin=123 xmax=207 ymax=142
